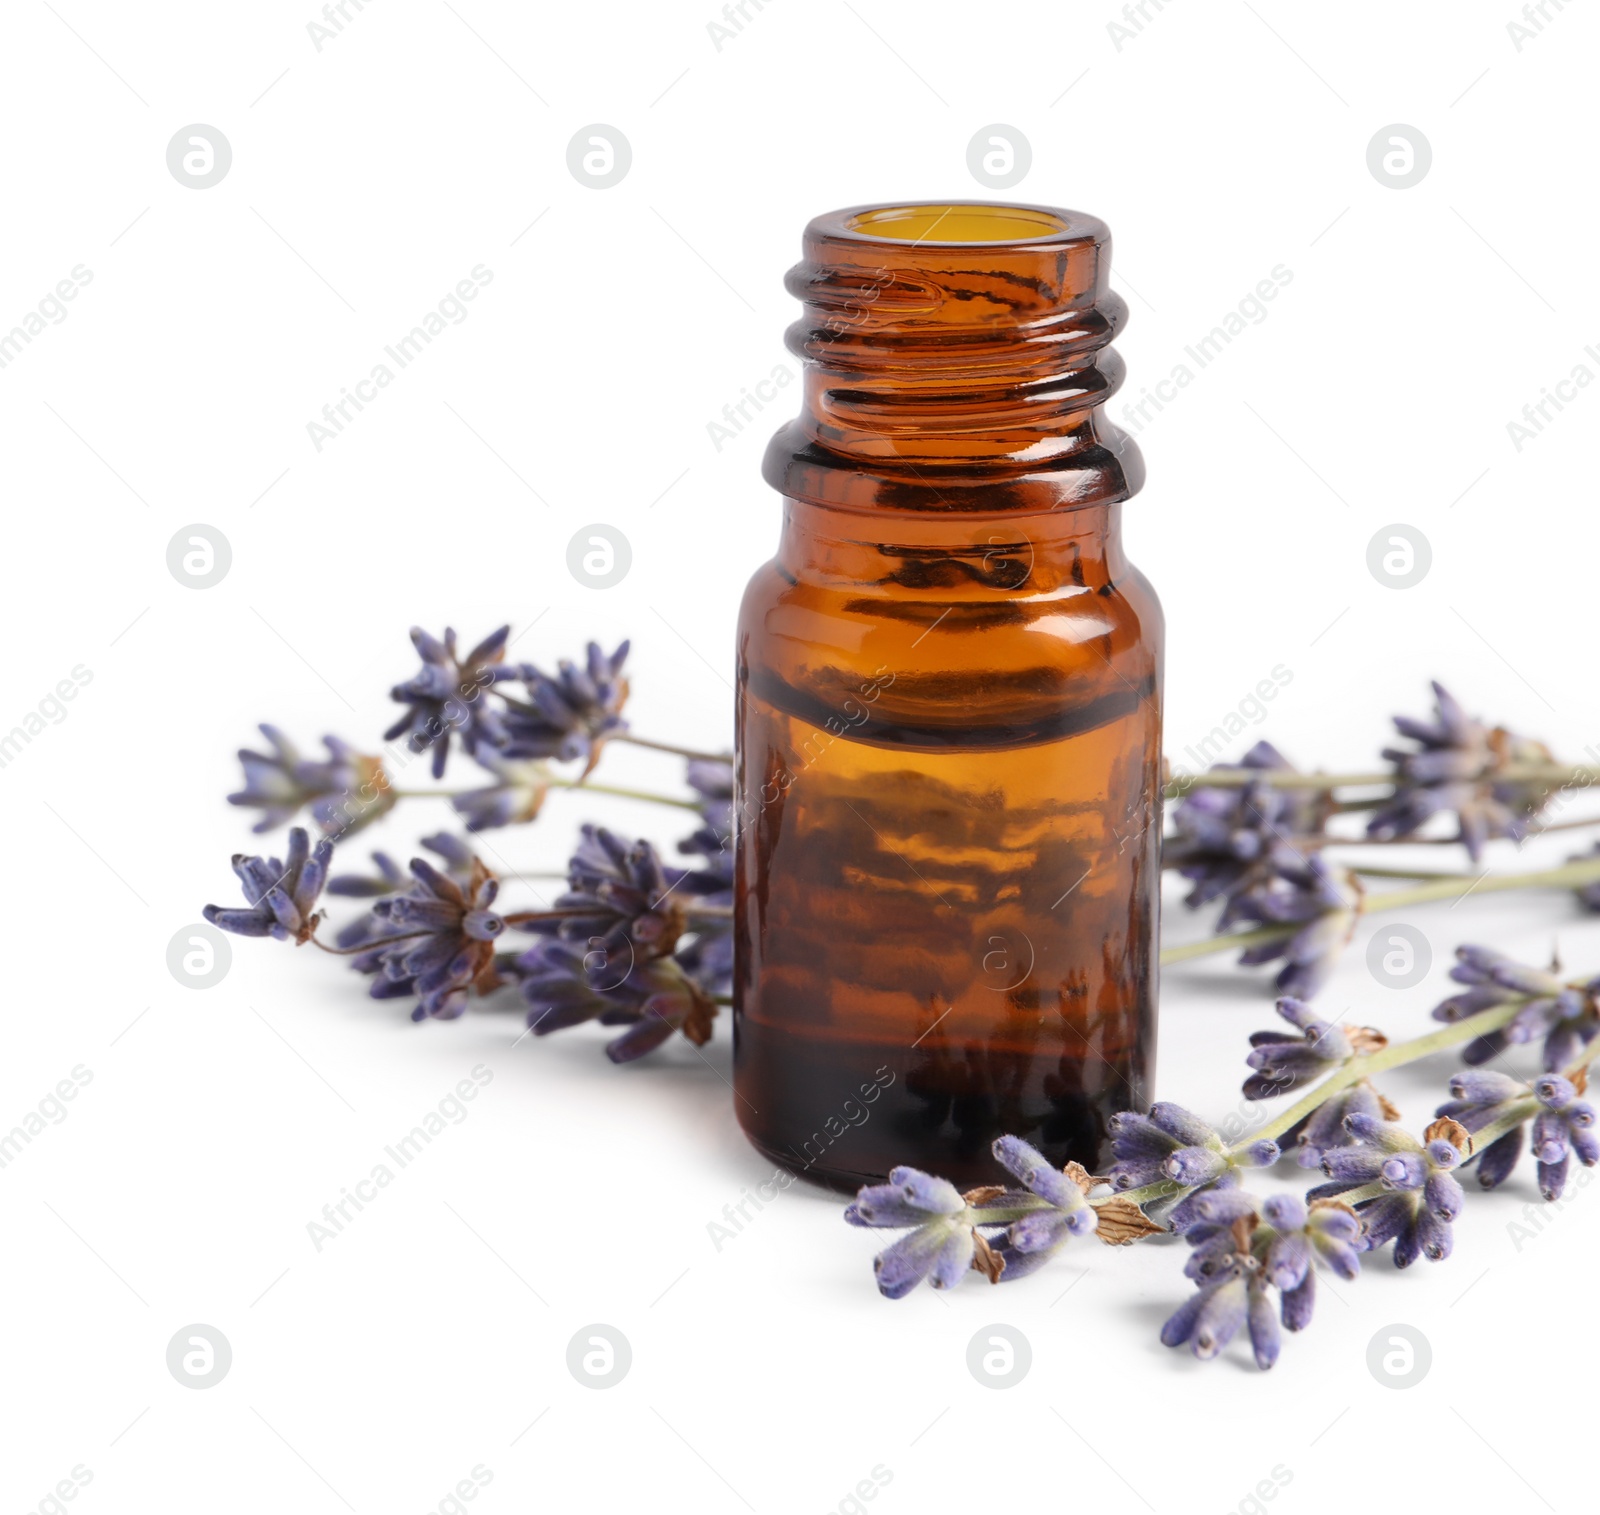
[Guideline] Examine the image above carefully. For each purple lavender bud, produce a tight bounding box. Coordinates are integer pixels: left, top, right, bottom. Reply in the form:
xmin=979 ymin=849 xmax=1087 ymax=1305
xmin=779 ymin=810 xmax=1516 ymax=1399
xmin=1165 ymin=1146 xmax=1230 ymax=1185
xmin=1280 ymin=1269 xmax=1316 ymax=1331
xmin=1237 ymin=1139 xmax=1281 ymax=1169
xmin=1358 ymin=1192 xmax=1417 ymax=1252
xmin=1248 ymin=1286 xmax=1282 ymax=1369
xmin=1323 ymin=1148 xmax=1386 ymax=1184
xmin=1261 ymin=1194 xmax=1308 ymax=1232
xmin=1192 ymin=1188 xmax=1260 ymax=1225
xmin=1451 ymin=1070 xmax=1528 ymax=1103
xmin=873 ymin=1225 xmax=955 ymax=1299
xmin=847 ymin=1184 xmax=940 ymax=1228
xmin=1166 ymin=1172 xmax=1238 ymax=1233
xmin=1382 ymin=1152 xmax=1428 ymax=1190
xmin=927 ymin=1227 xmax=975 ymax=1290
xmin=1538 ymin=1153 xmax=1571 ymax=1202
xmin=1534 ymin=1075 xmax=1578 ymax=1108
xmin=1343 ymin=1113 xmax=1417 ymax=1151
xmin=1007 ymin=1211 xmax=1069 ymax=1255
xmin=1432 ymin=985 xmax=1513 ymax=1023
xmin=1455 ymin=944 xmax=1512 ymax=978
xmin=1425 ymin=1139 xmax=1461 ymax=1171
xmin=991 ymin=1136 xmax=1086 ymax=1210
xmin=1274 ymin=996 xmax=1320 ymax=1033
xmin=1192 ymin=1274 xmax=1250 ymax=1360
xmin=1184 ymin=1231 xmax=1240 ymax=1282
xmin=1149 ymin=1102 xmax=1219 ymax=1147
xmin=1415 ymin=1205 xmax=1453 ymax=1263
xmin=1573 ymin=1125 xmax=1600 ymax=1167
xmin=1264 ymin=1231 xmax=1311 ymax=1292
xmin=1475 ymin=1128 xmax=1523 ymax=1190
xmin=1424 ymin=1171 xmax=1465 ymax=1222
xmin=1531 ymin=1110 xmax=1569 ymax=1165
xmin=1507 ymin=999 xmax=1561 ymax=1045
xmin=1160 ymin=1287 xmax=1207 ymax=1350
xmin=887 ymin=1167 xmax=965 ymax=1217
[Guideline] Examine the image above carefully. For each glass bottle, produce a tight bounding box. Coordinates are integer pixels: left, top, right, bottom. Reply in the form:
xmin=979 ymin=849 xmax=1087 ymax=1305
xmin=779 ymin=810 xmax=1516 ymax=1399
xmin=733 ymin=202 xmax=1162 ymax=1190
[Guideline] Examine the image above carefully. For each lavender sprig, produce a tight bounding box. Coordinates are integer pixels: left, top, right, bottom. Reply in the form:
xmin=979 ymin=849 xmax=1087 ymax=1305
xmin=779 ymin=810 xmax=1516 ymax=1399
xmin=1367 ymin=681 xmax=1555 ymax=860
xmin=1430 ymin=944 xmax=1599 ymax=1071
xmin=385 ymin=625 xmax=515 ymax=778
xmin=1162 ymin=1191 xmax=1360 ymax=1368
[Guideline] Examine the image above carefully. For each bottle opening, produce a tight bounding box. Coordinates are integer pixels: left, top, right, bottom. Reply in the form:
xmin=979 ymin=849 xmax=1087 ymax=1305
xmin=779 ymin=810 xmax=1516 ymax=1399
xmin=845 ymin=203 xmax=1070 ymax=245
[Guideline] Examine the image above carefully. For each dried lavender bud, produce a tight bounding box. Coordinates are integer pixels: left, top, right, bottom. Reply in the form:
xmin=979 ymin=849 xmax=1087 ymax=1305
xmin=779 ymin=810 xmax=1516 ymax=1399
xmin=203 ymin=826 xmax=332 ymax=944
xmin=1222 ymin=855 xmax=1360 ymax=1000
xmin=1107 ymin=1103 xmax=1278 ymax=1209
xmin=357 ymin=854 xmax=506 ymax=1021
xmin=1166 ymin=741 xmax=1328 ymax=909
xmin=228 ymin=724 xmax=393 ymax=837
xmin=522 ymin=824 xmax=688 ymax=959
xmin=450 ymin=754 xmax=551 ymax=832
xmin=1317 ymin=1115 xmax=1468 ymax=1267
xmin=1242 ymin=996 xmax=1378 ymax=1101
xmin=501 ymin=640 xmax=630 ymax=768
xmin=1366 ymin=681 xmax=1553 ymax=860
xmin=1432 ymin=945 xmax=1599 ymax=1072
xmin=846 ymin=1166 xmax=975 ymax=1300
xmin=385 ymin=626 xmax=514 ymax=779
xmin=518 ymin=942 xmax=717 ymax=1063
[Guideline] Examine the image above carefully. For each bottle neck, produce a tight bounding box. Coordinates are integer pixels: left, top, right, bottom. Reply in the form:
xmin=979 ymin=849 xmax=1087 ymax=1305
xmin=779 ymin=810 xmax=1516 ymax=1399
xmin=776 ymin=497 xmax=1127 ymax=597
xmin=763 ymin=201 xmax=1144 ymax=516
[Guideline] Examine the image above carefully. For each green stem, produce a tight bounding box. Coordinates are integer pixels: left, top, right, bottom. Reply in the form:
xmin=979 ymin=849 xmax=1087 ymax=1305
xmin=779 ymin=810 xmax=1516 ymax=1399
xmin=393 ymin=779 xmax=700 ymax=811
xmin=1162 ymin=761 xmax=1588 ymax=799
xmin=548 ymin=776 xmax=701 ymax=810
xmin=611 ymin=733 xmax=732 ymax=765
xmin=1161 ymin=856 xmax=1600 ymax=967
xmin=1349 ymin=865 xmax=1476 ymax=881
xmin=1228 ymin=998 xmax=1530 ymax=1153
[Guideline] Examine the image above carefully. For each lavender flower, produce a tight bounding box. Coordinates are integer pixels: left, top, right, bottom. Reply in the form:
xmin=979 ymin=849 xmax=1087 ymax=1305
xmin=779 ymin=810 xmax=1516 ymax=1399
xmin=354 ymin=853 xmax=506 ymax=1021
xmin=983 ymin=1137 xmax=1099 ymax=1279
xmin=385 ymin=626 xmax=514 ymax=779
xmin=1366 ymin=682 xmax=1553 ymax=860
xmin=450 ymin=754 xmax=551 ymax=832
xmin=1242 ymin=996 xmax=1384 ymax=1101
xmin=1431 ymin=945 xmax=1599 ymax=1071
xmin=1315 ymin=1114 xmax=1466 ymax=1267
xmin=1286 ymin=1081 xmax=1389 ymax=1169
xmin=846 ymin=1168 xmax=981 ymax=1299
xmin=1528 ymin=1074 xmax=1599 ymax=1200
xmin=1435 ymin=1069 xmax=1534 ymax=1192
xmin=522 ymin=825 xmax=687 ymax=958
xmin=203 ymin=826 xmax=332 ymax=944
xmin=1219 ymin=855 xmax=1360 ymax=1000
xmin=327 ymin=834 xmax=476 ymax=947
xmin=1161 ymin=1191 xmax=1360 ymax=1368
xmin=518 ymin=941 xmax=717 ymax=1063
xmin=1107 ymin=1103 xmax=1278 ymax=1223
xmin=1167 ymin=742 xmax=1328 ymax=908
xmin=501 ymin=641 xmax=630 ymax=769
xmin=228 ymin=725 xmax=394 ymax=837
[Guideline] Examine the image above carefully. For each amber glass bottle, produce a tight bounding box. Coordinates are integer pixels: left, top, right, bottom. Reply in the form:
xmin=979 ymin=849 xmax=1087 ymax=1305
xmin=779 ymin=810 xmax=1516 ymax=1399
xmin=733 ymin=202 xmax=1162 ymax=1190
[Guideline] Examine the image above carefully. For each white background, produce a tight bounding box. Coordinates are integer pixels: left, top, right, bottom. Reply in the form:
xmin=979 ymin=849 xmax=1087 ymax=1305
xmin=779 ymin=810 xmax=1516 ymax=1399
xmin=2 ymin=2 xmax=1598 ymax=1511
